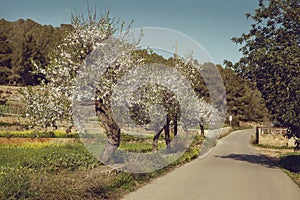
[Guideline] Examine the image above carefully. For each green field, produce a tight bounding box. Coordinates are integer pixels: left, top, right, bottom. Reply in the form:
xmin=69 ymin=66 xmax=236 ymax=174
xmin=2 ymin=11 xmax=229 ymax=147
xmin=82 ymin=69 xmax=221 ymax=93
xmin=0 ymin=134 xmax=203 ymax=199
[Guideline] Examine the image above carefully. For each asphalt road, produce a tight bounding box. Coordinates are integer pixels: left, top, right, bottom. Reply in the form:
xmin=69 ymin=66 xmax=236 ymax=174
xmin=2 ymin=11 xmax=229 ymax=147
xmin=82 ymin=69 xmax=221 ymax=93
xmin=123 ymin=129 xmax=300 ymax=200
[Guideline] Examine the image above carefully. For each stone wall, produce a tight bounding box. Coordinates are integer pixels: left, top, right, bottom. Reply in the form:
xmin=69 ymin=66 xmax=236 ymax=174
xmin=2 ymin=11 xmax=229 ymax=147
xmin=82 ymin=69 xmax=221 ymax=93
xmin=205 ymin=127 xmax=231 ymax=139
xmin=259 ymin=133 xmax=295 ymax=147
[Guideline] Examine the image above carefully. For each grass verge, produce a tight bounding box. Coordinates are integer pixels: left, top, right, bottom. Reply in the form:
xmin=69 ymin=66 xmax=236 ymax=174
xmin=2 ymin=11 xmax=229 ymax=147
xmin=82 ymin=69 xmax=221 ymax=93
xmin=0 ymin=135 xmax=204 ymax=199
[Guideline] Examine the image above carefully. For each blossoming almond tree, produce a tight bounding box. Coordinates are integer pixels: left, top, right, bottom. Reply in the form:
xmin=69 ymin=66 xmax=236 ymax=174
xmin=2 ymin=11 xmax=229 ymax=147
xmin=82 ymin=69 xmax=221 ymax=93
xmin=22 ymin=10 xmax=141 ymax=161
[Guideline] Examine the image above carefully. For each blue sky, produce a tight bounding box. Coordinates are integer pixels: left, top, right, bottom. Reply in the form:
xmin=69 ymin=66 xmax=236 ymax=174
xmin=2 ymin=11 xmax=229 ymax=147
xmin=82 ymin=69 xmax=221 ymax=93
xmin=0 ymin=0 xmax=259 ymax=65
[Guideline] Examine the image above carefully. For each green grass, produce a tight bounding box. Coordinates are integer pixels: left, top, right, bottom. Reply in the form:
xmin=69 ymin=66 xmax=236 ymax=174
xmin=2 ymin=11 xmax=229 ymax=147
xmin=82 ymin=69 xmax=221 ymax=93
xmin=0 ymin=143 xmax=99 ymax=171
xmin=0 ymin=104 xmax=11 ymax=115
xmin=0 ymin=104 xmax=25 ymax=116
xmin=120 ymin=141 xmax=165 ymax=153
xmin=0 ymin=134 xmax=204 ymax=199
xmin=120 ymin=133 xmax=153 ymax=143
xmin=0 ymin=142 xmax=102 ymax=199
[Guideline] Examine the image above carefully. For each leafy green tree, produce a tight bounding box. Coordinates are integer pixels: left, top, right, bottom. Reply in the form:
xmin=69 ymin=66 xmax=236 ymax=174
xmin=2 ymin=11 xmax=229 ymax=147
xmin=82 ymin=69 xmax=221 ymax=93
xmin=225 ymin=0 xmax=299 ymax=136
xmin=11 ymin=33 xmax=43 ymax=85
xmin=220 ymin=66 xmax=269 ymax=125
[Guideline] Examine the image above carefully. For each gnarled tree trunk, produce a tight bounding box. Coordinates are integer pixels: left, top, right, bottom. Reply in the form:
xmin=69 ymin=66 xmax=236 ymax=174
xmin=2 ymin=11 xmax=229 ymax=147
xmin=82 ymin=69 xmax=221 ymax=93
xmin=95 ymin=100 xmax=121 ymax=164
xmin=199 ymin=117 xmax=205 ymax=137
xmin=164 ymin=115 xmax=171 ymax=153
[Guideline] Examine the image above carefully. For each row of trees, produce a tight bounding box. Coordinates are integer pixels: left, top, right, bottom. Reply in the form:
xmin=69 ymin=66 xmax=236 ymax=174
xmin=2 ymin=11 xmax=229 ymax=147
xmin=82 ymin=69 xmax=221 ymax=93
xmin=19 ymin=8 xmax=270 ymax=163
xmin=140 ymin=51 xmax=270 ymax=124
xmin=0 ymin=18 xmax=269 ymax=128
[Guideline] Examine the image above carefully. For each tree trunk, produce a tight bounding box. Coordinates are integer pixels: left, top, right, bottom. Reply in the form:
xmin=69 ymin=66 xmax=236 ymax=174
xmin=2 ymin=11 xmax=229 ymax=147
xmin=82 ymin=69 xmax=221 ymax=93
xmin=153 ymin=128 xmax=164 ymax=153
xmin=174 ymin=117 xmax=178 ymax=138
xmin=199 ymin=121 xmax=205 ymax=137
xmin=95 ymin=100 xmax=121 ymax=164
xmin=164 ymin=115 xmax=171 ymax=153
xmin=173 ymin=118 xmax=178 ymax=152
xmin=199 ymin=117 xmax=205 ymax=137
xmin=65 ymin=124 xmax=72 ymax=136
xmin=100 ymin=127 xmax=120 ymax=164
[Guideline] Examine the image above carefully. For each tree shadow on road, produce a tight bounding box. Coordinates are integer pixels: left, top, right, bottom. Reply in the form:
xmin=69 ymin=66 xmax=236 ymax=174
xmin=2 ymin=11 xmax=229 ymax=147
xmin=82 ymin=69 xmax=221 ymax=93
xmin=216 ymin=154 xmax=278 ymax=169
xmin=216 ymin=153 xmax=300 ymax=173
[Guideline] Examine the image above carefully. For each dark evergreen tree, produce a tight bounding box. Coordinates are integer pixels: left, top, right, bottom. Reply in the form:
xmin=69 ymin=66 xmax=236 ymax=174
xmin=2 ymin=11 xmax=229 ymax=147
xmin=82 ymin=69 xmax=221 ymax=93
xmin=0 ymin=33 xmax=12 ymax=84
xmin=0 ymin=19 xmax=73 ymax=85
xmin=220 ymin=66 xmax=269 ymax=124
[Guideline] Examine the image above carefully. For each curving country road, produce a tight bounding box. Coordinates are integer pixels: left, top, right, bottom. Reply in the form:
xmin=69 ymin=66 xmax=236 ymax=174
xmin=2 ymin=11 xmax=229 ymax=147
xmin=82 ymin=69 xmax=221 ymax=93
xmin=123 ymin=129 xmax=300 ymax=200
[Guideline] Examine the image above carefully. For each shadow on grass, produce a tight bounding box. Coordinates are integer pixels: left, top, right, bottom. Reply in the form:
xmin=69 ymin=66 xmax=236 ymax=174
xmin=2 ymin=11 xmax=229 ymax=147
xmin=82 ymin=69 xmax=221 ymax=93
xmin=216 ymin=153 xmax=300 ymax=173
xmin=278 ymin=155 xmax=300 ymax=173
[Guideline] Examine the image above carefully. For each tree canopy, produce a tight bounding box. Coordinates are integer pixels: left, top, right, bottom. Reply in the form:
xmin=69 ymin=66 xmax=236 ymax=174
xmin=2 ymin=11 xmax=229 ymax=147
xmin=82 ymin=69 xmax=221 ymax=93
xmin=220 ymin=66 xmax=269 ymax=125
xmin=225 ymin=0 xmax=299 ymax=136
